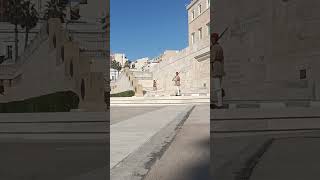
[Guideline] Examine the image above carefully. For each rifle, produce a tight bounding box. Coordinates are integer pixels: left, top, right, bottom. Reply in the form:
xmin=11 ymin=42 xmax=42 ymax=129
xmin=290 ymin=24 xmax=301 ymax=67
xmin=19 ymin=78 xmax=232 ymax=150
xmin=217 ymin=27 xmax=229 ymax=42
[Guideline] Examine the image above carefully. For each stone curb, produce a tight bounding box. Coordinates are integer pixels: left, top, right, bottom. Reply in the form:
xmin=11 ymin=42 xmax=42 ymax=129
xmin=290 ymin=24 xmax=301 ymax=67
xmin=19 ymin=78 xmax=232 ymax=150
xmin=110 ymin=105 xmax=195 ymax=180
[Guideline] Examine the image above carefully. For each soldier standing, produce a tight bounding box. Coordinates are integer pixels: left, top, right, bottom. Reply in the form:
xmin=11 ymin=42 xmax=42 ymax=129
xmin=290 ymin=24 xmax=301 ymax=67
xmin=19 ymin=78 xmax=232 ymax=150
xmin=172 ymin=72 xmax=181 ymax=96
xmin=153 ymin=80 xmax=157 ymax=91
xmin=211 ymin=33 xmax=225 ymax=108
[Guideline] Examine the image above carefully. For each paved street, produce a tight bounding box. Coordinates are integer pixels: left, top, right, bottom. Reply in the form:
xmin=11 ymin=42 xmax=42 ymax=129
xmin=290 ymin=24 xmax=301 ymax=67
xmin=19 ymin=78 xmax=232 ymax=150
xmin=110 ymin=106 xmax=166 ymax=125
xmin=110 ymin=105 xmax=192 ymax=170
xmin=0 ymin=141 xmax=107 ymax=180
xmin=250 ymin=135 xmax=320 ymax=180
xmin=144 ymin=105 xmax=210 ymax=180
xmin=211 ymin=107 xmax=320 ymax=180
xmin=0 ymin=112 xmax=108 ymax=180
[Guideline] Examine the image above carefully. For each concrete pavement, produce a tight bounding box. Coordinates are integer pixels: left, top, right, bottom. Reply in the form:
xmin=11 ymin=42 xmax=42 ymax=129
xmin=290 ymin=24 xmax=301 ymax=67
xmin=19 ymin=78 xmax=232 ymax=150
xmin=110 ymin=106 xmax=165 ymax=125
xmin=211 ymin=107 xmax=320 ymax=180
xmin=250 ymin=136 xmax=320 ymax=180
xmin=0 ymin=112 xmax=108 ymax=180
xmin=0 ymin=141 xmax=108 ymax=180
xmin=144 ymin=105 xmax=210 ymax=180
xmin=110 ymin=105 xmax=194 ymax=180
xmin=110 ymin=96 xmax=209 ymax=106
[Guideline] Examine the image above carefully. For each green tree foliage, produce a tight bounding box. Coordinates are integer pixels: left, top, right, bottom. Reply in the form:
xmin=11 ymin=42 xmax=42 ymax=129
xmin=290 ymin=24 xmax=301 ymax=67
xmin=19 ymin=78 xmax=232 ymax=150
xmin=20 ymin=0 xmax=39 ymax=50
xmin=44 ymin=0 xmax=67 ymax=23
xmin=111 ymin=60 xmax=122 ymax=72
xmin=6 ymin=0 xmax=24 ymax=61
xmin=124 ymin=61 xmax=130 ymax=68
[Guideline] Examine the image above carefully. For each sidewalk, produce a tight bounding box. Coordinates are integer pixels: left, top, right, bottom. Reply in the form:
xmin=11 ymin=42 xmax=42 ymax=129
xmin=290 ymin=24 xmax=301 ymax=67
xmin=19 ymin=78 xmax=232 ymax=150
xmin=110 ymin=105 xmax=193 ymax=170
xmin=144 ymin=105 xmax=210 ymax=180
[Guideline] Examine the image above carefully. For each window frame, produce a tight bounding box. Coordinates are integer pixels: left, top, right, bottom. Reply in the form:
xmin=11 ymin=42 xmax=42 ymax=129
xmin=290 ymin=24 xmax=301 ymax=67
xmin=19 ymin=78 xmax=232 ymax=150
xmin=7 ymin=45 xmax=12 ymax=59
xmin=198 ymin=28 xmax=203 ymax=40
xmin=192 ymin=10 xmax=195 ymax=20
xmin=191 ymin=32 xmax=195 ymax=44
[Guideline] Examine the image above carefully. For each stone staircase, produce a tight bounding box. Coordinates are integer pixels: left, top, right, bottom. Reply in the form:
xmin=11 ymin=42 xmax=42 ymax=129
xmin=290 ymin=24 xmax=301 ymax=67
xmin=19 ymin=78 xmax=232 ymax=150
xmin=110 ymin=96 xmax=209 ymax=106
xmin=211 ymin=107 xmax=320 ymax=132
xmin=0 ymin=18 xmax=106 ymax=111
xmin=111 ymin=68 xmax=154 ymax=97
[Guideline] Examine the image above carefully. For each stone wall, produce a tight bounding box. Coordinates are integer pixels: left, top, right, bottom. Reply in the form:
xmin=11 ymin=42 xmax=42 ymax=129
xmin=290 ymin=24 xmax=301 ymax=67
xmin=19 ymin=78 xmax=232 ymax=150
xmin=150 ymin=38 xmax=210 ymax=96
xmin=110 ymin=70 xmax=134 ymax=94
xmin=213 ymin=0 xmax=320 ymax=101
xmin=188 ymin=0 xmax=211 ymax=46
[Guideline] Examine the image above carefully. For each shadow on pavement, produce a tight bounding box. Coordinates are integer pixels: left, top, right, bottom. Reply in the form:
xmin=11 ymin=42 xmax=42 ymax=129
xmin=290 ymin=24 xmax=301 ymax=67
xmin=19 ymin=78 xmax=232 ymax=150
xmin=185 ymin=137 xmax=210 ymax=180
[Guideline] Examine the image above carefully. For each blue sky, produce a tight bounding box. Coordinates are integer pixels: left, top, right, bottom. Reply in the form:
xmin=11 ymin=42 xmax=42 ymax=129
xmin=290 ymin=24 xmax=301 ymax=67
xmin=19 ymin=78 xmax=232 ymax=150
xmin=110 ymin=0 xmax=190 ymax=61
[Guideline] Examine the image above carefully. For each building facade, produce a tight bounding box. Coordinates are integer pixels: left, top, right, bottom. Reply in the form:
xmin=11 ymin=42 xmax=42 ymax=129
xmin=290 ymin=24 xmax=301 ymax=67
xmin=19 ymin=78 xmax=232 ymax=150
xmin=152 ymin=50 xmax=179 ymax=63
xmin=188 ymin=0 xmax=210 ymax=46
xmin=148 ymin=0 xmax=210 ymax=96
xmin=0 ymin=0 xmax=7 ymax=22
xmin=110 ymin=68 xmax=119 ymax=81
xmin=112 ymin=53 xmax=128 ymax=67
xmin=131 ymin=57 xmax=148 ymax=71
xmin=0 ymin=0 xmax=108 ymax=110
xmin=214 ymin=0 xmax=320 ymax=101
xmin=0 ymin=0 xmax=106 ymax=64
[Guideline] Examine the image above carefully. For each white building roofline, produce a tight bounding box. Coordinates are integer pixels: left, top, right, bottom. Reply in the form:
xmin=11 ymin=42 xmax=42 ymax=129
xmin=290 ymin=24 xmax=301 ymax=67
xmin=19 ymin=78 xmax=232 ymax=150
xmin=187 ymin=0 xmax=199 ymax=10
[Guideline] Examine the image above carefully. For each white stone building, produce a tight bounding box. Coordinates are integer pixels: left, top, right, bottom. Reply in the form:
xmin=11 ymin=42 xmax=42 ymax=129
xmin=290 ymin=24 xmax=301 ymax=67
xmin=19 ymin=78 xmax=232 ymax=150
xmin=149 ymin=0 xmax=210 ymax=96
xmin=110 ymin=68 xmax=119 ymax=81
xmin=131 ymin=57 xmax=148 ymax=71
xmin=112 ymin=53 xmax=128 ymax=68
xmin=214 ymin=0 xmax=320 ymax=101
xmin=152 ymin=50 xmax=179 ymax=63
xmin=0 ymin=0 xmax=107 ymax=64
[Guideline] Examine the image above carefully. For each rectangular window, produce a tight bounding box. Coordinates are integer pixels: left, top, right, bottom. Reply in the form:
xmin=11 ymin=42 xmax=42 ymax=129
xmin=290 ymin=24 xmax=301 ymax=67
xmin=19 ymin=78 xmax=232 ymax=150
xmin=191 ymin=33 xmax=195 ymax=44
xmin=300 ymin=69 xmax=307 ymax=79
xmin=207 ymin=23 xmax=210 ymax=36
xmin=192 ymin=10 xmax=195 ymax=20
xmin=6 ymin=45 xmax=12 ymax=59
xmin=198 ymin=4 xmax=202 ymax=14
xmin=198 ymin=28 xmax=203 ymax=40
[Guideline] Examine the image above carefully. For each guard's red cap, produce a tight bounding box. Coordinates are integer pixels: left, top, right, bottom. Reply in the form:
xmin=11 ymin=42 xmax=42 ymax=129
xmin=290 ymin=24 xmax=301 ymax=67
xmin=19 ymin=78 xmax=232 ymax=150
xmin=211 ymin=33 xmax=219 ymax=41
